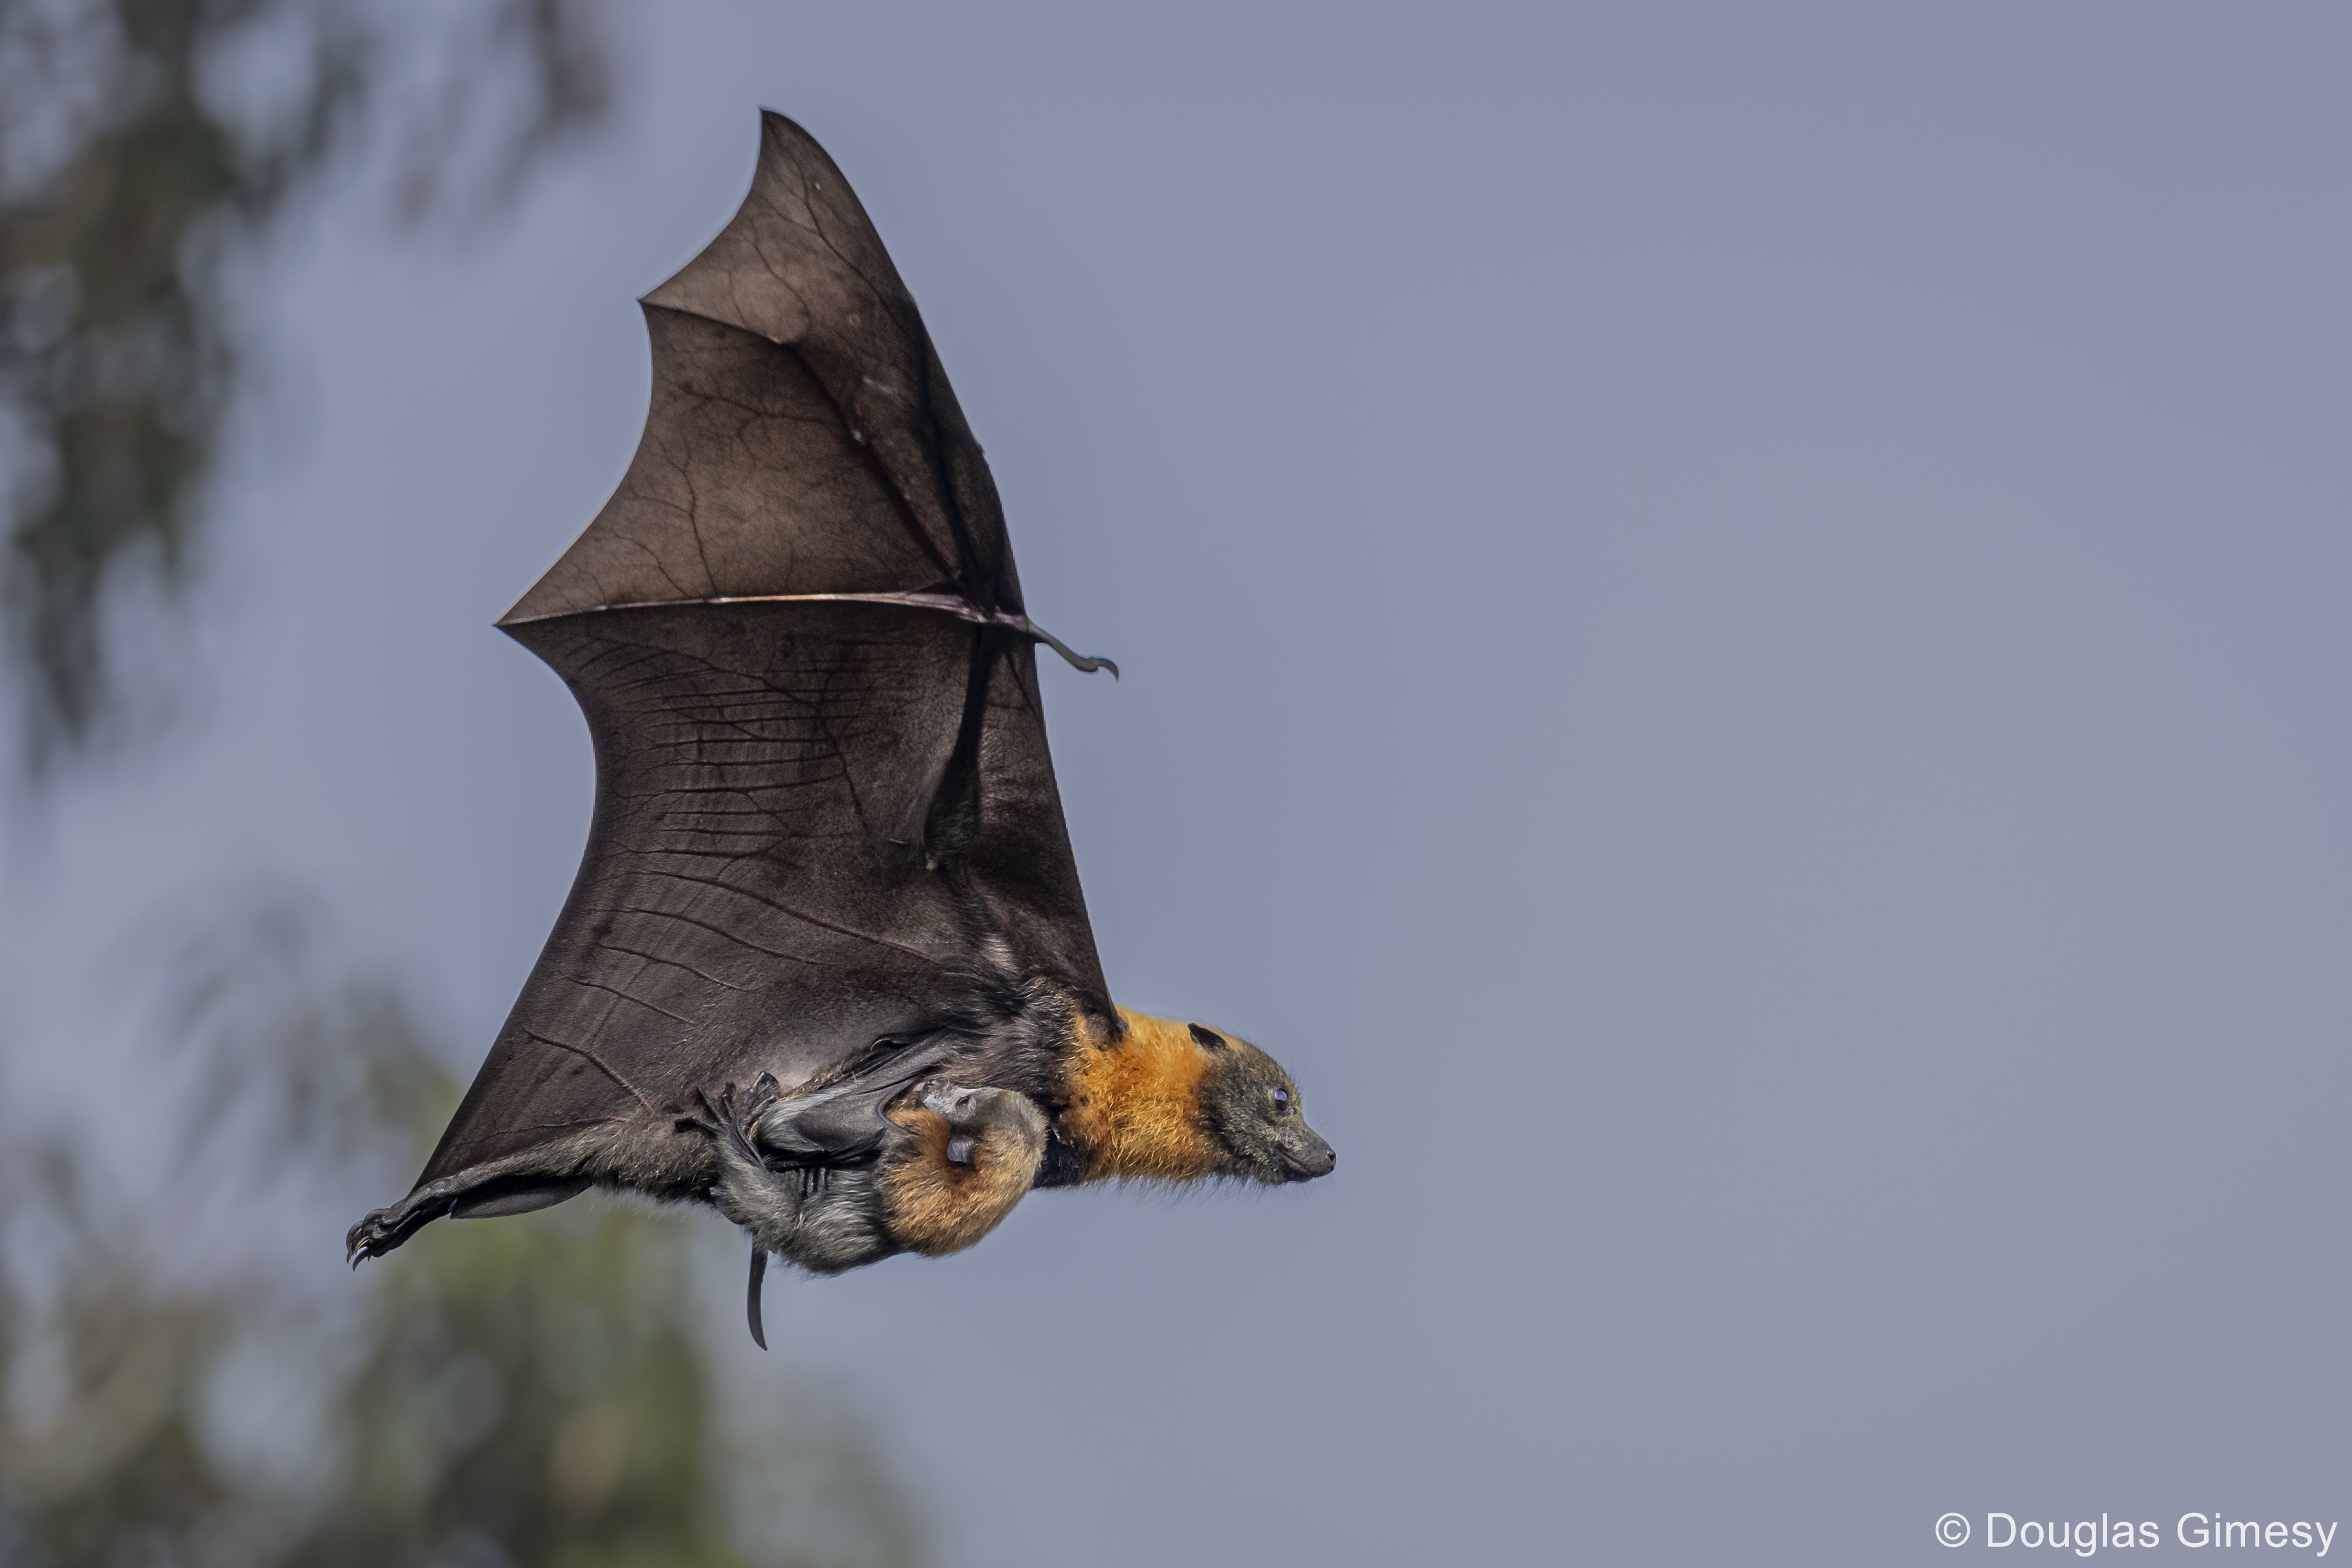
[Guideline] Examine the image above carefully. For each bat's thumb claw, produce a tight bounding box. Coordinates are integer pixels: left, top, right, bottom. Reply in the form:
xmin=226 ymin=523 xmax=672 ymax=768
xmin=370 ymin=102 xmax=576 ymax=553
xmin=1029 ymin=623 xmax=1118 ymax=679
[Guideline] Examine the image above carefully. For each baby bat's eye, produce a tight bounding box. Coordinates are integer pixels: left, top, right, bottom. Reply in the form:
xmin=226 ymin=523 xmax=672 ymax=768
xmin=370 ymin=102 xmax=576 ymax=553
xmin=1270 ymin=1087 xmax=1293 ymax=1117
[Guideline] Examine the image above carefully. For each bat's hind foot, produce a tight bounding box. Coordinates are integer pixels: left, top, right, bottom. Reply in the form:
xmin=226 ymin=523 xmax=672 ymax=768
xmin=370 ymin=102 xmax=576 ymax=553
xmin=345 ymin=1207 xmax=398 ymax=1265
xmin=346 ymin=1184 xmax=453 ymax=1265
xmin=346 ymin=1165 xmax=590 ymax=1264
xmin=676 ymin=1073 xmax=783 ymax=1169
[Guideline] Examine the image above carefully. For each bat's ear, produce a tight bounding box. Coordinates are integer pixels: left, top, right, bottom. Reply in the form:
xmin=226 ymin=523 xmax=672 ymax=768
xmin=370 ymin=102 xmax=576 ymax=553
xmin=1188 ymin=1024 xmax=1227 ymax=1051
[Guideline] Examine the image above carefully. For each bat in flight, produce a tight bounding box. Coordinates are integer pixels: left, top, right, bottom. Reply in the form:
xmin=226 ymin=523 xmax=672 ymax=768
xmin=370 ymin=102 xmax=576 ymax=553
xmin=347 ymin=113 xmax=1333 ymax=1343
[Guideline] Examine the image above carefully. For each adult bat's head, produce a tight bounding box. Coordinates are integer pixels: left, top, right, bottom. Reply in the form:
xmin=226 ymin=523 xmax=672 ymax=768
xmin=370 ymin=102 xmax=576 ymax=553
xmin=1189 ymin=1024 xmax=1336 ymax=1185
xmin=1062 ymin=1010 xmax=1335 ymax=1186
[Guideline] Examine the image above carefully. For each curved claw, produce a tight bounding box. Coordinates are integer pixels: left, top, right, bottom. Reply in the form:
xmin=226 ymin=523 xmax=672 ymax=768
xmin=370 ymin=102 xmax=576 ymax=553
xmin=347 ymin=1208 xmax=391 ymax=1265
xmin=681 ymin=1078 xmax=798 ymax=1176
xmin=1030 ymin=623 xmax=1118 ymax=678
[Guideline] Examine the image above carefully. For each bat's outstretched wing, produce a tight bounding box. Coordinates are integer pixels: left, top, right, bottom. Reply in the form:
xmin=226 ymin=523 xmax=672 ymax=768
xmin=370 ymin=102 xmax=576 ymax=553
xmin=407 ymin=112 xmax=1111 ymax=1211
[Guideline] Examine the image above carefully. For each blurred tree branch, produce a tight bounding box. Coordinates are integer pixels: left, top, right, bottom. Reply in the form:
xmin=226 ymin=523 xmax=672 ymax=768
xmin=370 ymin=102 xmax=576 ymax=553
xmin=0 ymin=17 xmax=933 ymax=1562
xmin=0 ymin=892 xmax=925 ymax=1567
xmin=0 ymin=0 xmax=615 ymax=777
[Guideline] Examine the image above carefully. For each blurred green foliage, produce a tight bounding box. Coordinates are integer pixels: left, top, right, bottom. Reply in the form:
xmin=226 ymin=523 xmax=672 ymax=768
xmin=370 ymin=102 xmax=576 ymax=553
xmin=0 ymin=17 xmax=932 ymax=1564
xmin=0 ymin=900 xmax=924 ymax=1567
xmin=0 ymin=0 xmax=610 ymax=772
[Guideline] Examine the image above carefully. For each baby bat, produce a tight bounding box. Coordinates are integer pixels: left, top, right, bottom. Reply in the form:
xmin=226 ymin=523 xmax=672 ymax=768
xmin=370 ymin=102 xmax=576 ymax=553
xmin=346 ymin=112 xmax=1333 ymax=1342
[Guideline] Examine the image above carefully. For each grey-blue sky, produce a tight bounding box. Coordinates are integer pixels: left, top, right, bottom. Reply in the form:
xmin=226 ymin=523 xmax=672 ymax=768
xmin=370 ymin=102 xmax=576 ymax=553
xmin=5 ymin=3 xmax=2349 ymax=1563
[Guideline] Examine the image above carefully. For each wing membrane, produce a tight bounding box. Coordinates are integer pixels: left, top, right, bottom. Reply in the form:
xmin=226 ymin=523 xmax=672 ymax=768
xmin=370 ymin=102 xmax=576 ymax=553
xmin=412 ymin=114 xmax=1111 ymax=1198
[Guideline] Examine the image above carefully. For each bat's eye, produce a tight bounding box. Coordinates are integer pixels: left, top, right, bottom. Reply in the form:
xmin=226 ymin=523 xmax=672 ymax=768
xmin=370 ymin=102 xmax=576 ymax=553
xmin=1271 ymin=1087 xmax=1293 ymax=1117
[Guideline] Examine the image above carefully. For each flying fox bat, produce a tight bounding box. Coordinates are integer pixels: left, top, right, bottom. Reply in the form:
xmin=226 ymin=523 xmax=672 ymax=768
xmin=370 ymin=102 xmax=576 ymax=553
xmin=347 ymin=113 xmax=1333 ymax=1343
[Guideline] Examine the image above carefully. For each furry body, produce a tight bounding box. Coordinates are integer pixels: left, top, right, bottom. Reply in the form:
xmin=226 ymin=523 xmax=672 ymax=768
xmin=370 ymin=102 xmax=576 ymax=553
xmin=350 ymin=1002 xmax=1330 ymax=1278
xmin=693 ymin=1003 xmax=1332 ymax=1270
xmin=1062 ymin=1012 xmax=1222 ymax=1181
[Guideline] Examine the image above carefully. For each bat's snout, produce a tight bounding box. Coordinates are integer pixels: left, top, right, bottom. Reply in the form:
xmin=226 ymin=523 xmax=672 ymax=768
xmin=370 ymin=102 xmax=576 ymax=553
xmin=1277 ymin=1134 xmax=1335 ymax=1182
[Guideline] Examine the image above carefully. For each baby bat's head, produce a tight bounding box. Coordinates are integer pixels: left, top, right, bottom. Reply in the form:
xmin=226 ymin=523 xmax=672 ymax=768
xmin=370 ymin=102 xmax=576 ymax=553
xmin=919 ymin=1083 xmax=1051 ymax=1166
xmin=1190 ymin=1025 xmax=1336 ymax=1185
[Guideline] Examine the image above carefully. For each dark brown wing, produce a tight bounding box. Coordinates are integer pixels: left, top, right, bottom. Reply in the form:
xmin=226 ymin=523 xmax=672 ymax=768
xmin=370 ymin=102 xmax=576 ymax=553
xmin=503 ymin=111 xmax=1023 ymax=624
xmin=409 ymin=112 xmax=1110 ymax=1198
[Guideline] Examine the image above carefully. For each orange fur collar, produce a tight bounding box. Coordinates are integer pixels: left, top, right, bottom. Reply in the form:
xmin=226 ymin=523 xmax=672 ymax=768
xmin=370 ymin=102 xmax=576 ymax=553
xmin=1059 ymin=1009 xmax=1223 ymax=1182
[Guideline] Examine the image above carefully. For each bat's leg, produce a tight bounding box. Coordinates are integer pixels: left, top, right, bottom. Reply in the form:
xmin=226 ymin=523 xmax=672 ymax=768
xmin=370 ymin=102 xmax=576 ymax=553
xmin=348 ymin=1189 xmax=441 ymax=1264
xmin=346 ymin=1164 xmax=543 ymax=1264
xmin=680 ymin=1075 xmax=897 ymax=1294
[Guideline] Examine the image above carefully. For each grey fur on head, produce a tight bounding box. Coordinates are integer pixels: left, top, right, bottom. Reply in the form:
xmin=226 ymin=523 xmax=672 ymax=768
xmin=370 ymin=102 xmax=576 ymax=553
xmin=1199 ymin=1043 xmax=1335 ymax=1184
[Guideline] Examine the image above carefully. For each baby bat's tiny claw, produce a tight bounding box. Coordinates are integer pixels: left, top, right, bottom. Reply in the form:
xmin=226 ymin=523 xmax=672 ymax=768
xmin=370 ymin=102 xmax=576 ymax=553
xmin=922 ymin=1084 xmax=976 ymax=1118
xmin=682 ymin=1082 xmax=771 ymax=1170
